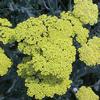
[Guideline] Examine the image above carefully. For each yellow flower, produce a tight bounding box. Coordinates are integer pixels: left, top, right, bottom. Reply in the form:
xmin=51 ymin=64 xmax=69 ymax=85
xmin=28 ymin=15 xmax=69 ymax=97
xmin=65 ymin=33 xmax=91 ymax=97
xmin=73 ymin=0 xmax=98 ymax=25
xmin=76 ymin=86 xmax=99 ymax=100
xmin=0 ymin=48 xmax=12 ymax=76
xmin=79 ymin=37 xmax=100 ymax=66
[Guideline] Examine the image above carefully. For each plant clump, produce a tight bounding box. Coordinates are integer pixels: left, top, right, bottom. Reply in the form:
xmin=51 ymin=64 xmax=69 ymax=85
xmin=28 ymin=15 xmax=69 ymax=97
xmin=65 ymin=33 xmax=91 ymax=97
xmin=0 ymin=0 xmax=99 ymax=99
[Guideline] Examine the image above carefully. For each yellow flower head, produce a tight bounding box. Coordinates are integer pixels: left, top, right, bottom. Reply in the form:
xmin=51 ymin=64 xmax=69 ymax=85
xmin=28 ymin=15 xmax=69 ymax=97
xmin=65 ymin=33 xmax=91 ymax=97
xmin=76 ymin=86 xmax=99 ymax=100
xmin=0 ymin=48 xmax=12 ymax=76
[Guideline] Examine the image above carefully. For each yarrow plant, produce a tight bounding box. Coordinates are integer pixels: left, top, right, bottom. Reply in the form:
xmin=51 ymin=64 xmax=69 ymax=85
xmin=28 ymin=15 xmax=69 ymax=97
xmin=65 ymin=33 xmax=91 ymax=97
xmin=76 ymin=86 xmax=99 ymax=100
xmin=79 ymin=37 xmax=100 ymax=66
xmin=0 ymin=48 xmax=12 ymax=76
xmin=73 ymin=0 xmax=98 ymax=25
xmin=0 ymin=0 xmax=99 ymax=99
xmin=16 ymin=15 xmax=76 ymax=99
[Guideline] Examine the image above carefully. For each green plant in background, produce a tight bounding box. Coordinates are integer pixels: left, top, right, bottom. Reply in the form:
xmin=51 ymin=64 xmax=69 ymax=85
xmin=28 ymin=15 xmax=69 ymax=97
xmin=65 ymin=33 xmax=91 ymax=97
xmin=0 ymin=48 xmax=12 ymax=76
xmin=0 ymin=0 xmax=99 ymax=99
xmin=76 ymin=86 xmax=99 ymax=100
